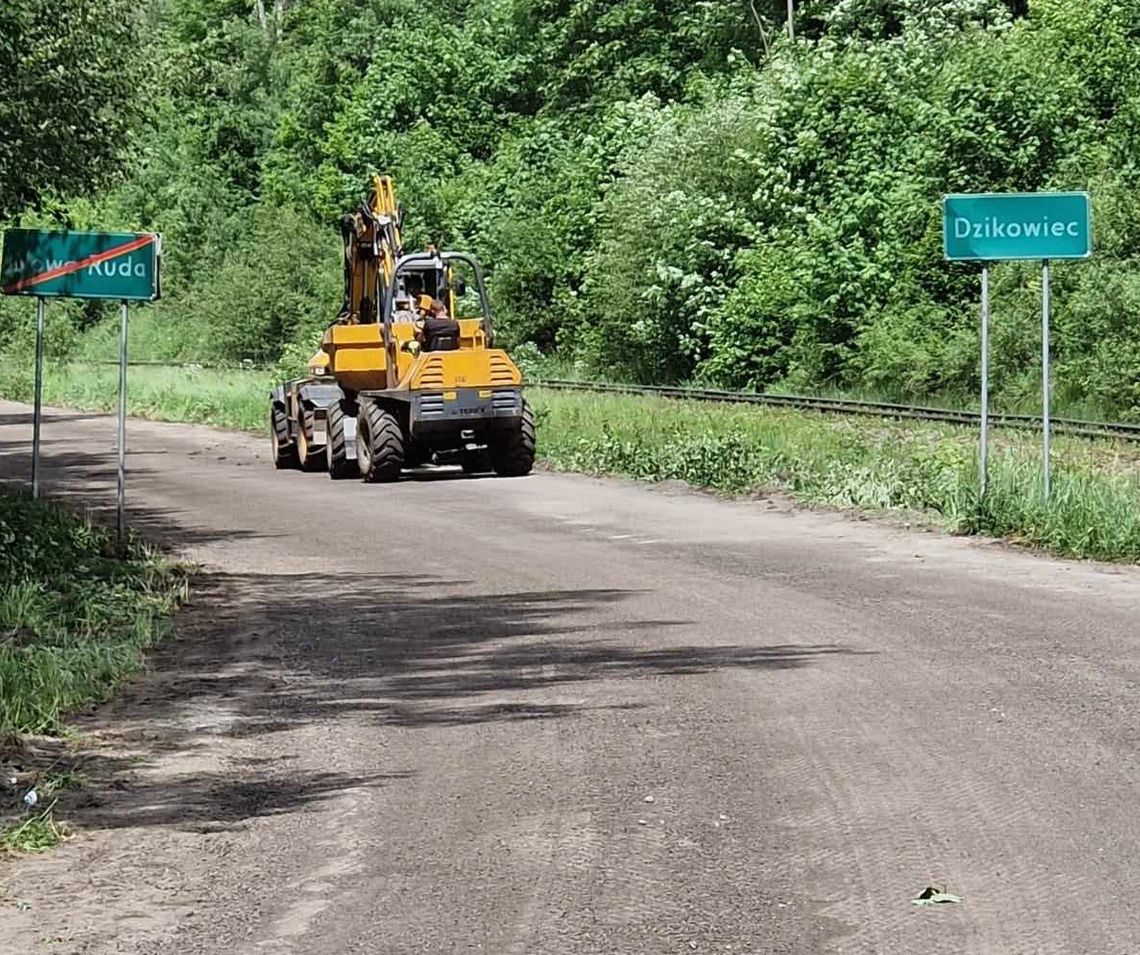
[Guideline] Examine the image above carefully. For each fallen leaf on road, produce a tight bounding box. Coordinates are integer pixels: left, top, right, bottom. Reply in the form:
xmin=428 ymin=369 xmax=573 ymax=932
xmin=912 ymin=886 xmax=962 ymax=906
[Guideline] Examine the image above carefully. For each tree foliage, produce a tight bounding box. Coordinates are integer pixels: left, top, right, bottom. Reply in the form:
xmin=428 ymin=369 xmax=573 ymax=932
xmin=0 ymin=0 xmax=142 ymax=219
xmin=6 ymin=0 xmax=1140 ymax=417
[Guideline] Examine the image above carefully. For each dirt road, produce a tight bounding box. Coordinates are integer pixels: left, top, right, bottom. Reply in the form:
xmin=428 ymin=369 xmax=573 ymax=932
xmin=1 ymin=401 xmax=1138 ymax=954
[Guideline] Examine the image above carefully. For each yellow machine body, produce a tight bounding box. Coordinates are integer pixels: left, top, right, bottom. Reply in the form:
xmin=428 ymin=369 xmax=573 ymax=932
xmin=270 ymin=173 xmax=534 ymax=481
xmin=304 ymin=173 xmax=523 ymax=397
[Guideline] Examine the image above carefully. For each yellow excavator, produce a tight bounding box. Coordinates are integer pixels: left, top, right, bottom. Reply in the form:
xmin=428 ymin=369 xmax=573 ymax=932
xmin=269 ymin=175 xmax=534 ymax=481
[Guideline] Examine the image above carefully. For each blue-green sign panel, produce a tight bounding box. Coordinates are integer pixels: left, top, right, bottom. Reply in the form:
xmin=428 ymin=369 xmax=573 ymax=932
xmin=943 ymin=192 xmax=1091 ymax=262
xmin=1 ymin=229 xmax=161 ymax=300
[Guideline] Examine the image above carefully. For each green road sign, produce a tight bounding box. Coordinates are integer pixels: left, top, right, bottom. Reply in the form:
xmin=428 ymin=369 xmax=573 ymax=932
xmin=1 ymin=229 xmax=160 ymax=300
xmin=942 ymin=192 xmax=1091 ymax=262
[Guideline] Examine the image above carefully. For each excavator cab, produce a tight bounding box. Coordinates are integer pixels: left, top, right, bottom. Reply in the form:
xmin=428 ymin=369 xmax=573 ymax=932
xmin=385 ymin=253 xmax=490 ymax=365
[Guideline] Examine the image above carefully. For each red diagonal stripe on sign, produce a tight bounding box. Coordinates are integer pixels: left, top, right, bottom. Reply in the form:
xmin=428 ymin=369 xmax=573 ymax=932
xmin=2 ymin=234 xmax=155 ymax=294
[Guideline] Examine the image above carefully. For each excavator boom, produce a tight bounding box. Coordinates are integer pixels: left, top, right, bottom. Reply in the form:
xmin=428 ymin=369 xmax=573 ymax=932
xmin=336 ymin=174 xmax=403 ymax=327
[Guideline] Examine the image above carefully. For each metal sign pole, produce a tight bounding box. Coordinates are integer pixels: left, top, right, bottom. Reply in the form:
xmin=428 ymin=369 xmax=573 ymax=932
xmin=786 ymin=0 xmax=794 ymax=39
xmin=116 ymin=299 xmax=129 ymax=552
xmin=980 ymin=266 xmax=990 ymax=498
xmin=1042 ymin=259 xmax=1051 ymax=500
xmin=32 ymin=296 xmax=45 ymax=499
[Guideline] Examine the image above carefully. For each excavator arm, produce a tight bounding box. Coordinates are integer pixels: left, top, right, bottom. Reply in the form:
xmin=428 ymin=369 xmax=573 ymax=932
xmin=308 ymin=175 xmax=403 ymax=375
xmin=336 ymin=174 xmax=403 ymax=325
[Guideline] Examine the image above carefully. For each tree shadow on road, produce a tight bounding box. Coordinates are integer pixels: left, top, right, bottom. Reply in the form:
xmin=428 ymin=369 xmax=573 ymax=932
xmin=109 ymin=570 xmax=867 ymax=738
xmin=71 ymin=767 xmax=413 ymax=832
xmin=39 ymin=569 xmax=868 ymax=833
xmin=0 ymin=407 xmax=870 ymax=835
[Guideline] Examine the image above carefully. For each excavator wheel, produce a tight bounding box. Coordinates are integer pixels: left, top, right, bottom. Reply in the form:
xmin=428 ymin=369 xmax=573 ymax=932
xmin=270 ymin=403 xmax=299 ymax=470
xmin=297 ymin=405 xmax=327 ymax=472
xmin=326 ymin=400 xmax=357 ymax=480
xmin=489 ymin=400 xmax=536 ymax=477
xmin=357 ymin=399 xmax=404 ymax=483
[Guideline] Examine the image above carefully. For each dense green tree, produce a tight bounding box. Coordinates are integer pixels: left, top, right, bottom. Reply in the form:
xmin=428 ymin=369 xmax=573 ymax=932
xmin=7 ymin=0 xmax=1140 ymax=415
xmin=0 ymin=0 xmax=142 ymax=219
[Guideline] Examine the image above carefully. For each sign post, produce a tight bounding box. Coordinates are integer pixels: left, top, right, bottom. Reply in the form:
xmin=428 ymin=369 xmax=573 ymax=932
xmin=117 ymin=299 xmax=131 ymax=547
xmin=943 ymin=192 xmax=1091 ymax=500
xmin=1042 ymin=261 xmax=1051 ymax=498
xmin=1 ymin=229 xmax=160 ymax=550
xmin=32 ymin=297 xmax=45 ymax=499
xmin=979 ymin=267 xmax=990 ymax=496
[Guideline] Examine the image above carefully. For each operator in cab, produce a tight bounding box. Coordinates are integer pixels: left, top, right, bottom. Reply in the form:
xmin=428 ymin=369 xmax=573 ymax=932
xmin=413 ymin=294 xmax=461 ymax=351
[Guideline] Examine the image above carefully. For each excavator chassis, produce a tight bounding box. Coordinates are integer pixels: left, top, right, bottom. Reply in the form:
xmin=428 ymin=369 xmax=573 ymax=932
xmin=270 ymin=377 xmax=531 ymax=478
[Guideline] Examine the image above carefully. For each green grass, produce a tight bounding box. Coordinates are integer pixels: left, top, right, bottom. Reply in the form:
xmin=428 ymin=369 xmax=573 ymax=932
xmin=532 ymin=391 xmax=1140 ymax=562
xmin=4 ymin=363 xmax=1140 ymax=561
xmin=0 ymin=768 xmax=81 ymax=856
xmin=0 ymin=805 xmax=67 ymax=855
xmin=0 ymin=495 xmax=187 ymax=854
xmin=0 ymin=362 xmax=270 ymax=432
xmin=0 ymin=496 xmax=188 ymax=736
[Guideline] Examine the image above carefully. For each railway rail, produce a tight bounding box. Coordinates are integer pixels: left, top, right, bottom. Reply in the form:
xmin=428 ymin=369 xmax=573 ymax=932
xmin=535 ymin=379 xmax=1140 ymax=443
xmin=75 ymin=361 xmax=1140 ymax=443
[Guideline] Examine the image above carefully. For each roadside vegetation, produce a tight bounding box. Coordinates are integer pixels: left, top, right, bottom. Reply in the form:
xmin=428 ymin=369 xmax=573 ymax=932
xmin=0 ymin=363 xmax=272 ymax=433
xmin=536 ymin=391 xmax=1140 ymax=562
xmin=6 ymin=2 xmax=1140 ymax=421
xmin=12 ymin=363 xmax=1140 ymax=563
xmin=0 ymin=497 xmax=187 ymax=853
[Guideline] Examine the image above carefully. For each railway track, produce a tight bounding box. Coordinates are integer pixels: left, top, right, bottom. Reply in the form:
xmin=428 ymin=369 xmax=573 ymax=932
xmin=75 ymin=360 xmax=1140 ymax=443
xmin=535 ymin=379 xmax=1140 ymax=443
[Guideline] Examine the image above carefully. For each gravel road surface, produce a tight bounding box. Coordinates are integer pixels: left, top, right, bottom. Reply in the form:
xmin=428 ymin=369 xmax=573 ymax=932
xmin=1 ymin=401 xmax=1138 ymax=954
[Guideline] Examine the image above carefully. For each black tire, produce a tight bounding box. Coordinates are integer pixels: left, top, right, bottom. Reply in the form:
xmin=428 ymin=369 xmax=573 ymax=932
xmin=326 ymin=401 xmax=357 ymax=480
xmin=489 ymin=400 xmax=535 ymax=477
xmin=297 ymin=404 xmax=327 ymax=472
xmin=357 ymin=400 xmax=405 ymax=483
xmin=270 ymin=402 xmax=299 ymax=470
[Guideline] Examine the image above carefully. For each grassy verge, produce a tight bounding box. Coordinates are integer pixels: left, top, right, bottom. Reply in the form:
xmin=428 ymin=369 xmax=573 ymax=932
xmin=4 ymin=363 xmax=1140 ymax=562
xmin=0 ymin=495 xmax=187 ymax=854
xmin=0 ymin=362 xmax=269 ymax=433
xmin=534 ymin=391 xmax=1140 ymax=562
